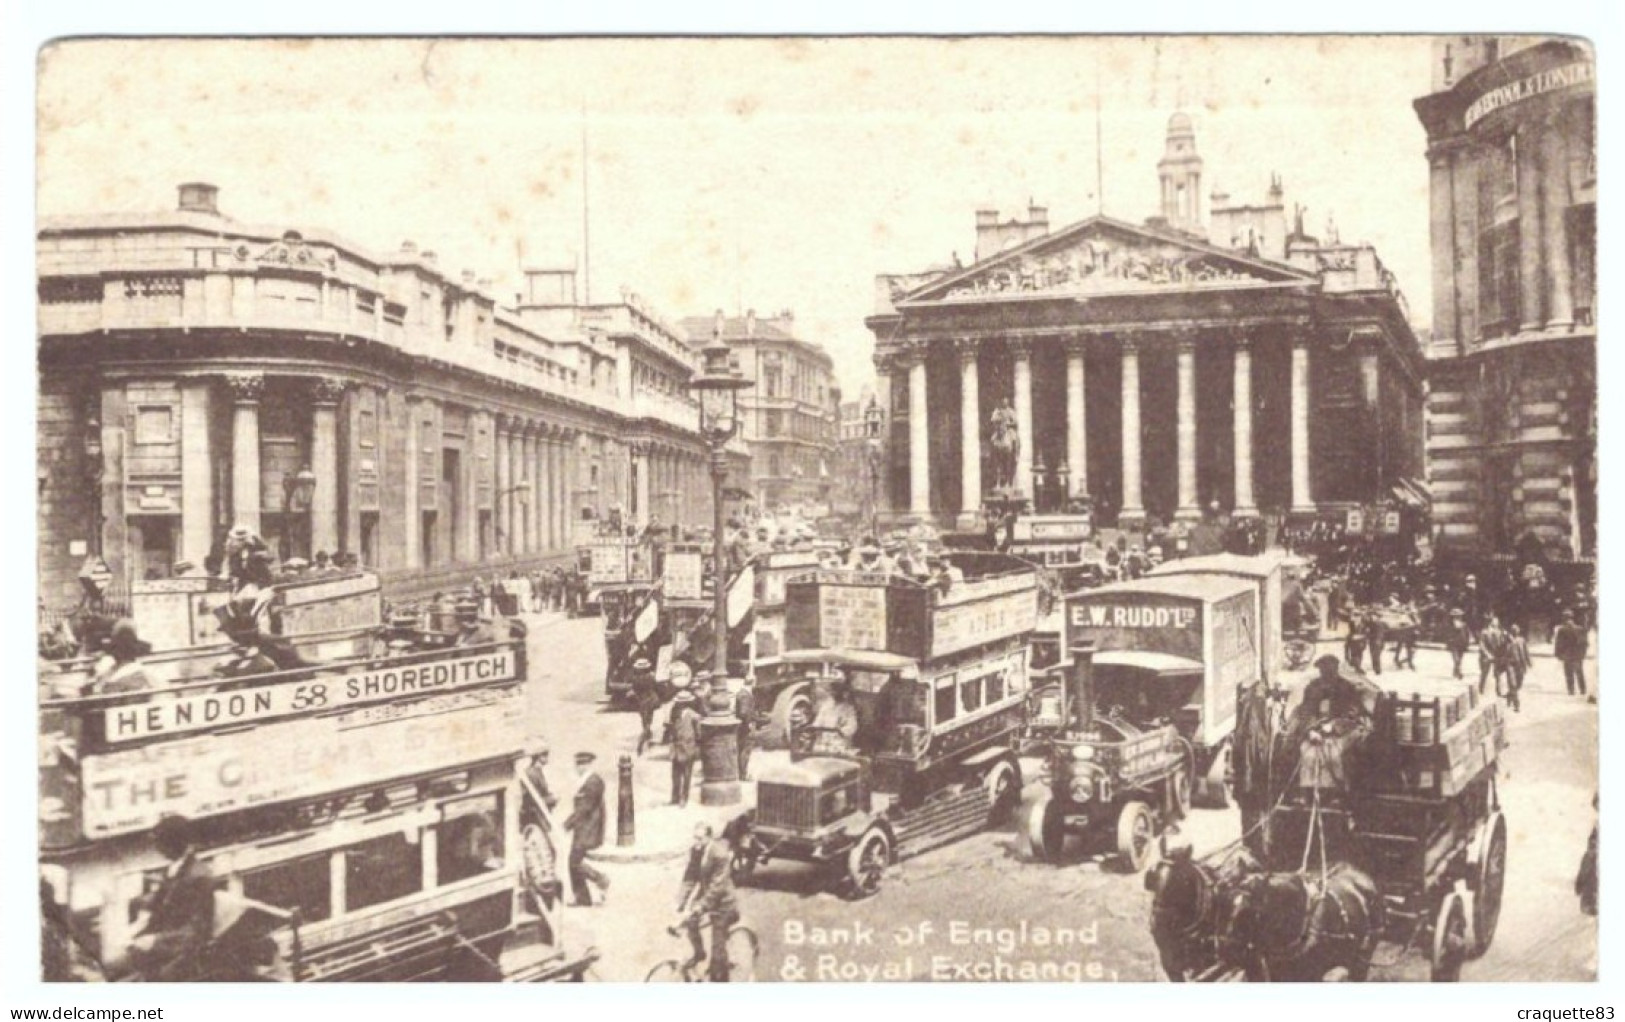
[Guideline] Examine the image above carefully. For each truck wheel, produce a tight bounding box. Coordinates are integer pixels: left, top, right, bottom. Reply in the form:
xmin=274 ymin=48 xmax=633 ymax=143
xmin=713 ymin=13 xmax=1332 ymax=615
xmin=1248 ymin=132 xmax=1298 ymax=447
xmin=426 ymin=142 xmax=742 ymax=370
xmin=1021 ymin=792 xmax=1067 ymax=863
xmin=1115 ymin=801 xmax=1156 ymax=873
xmin=843 ymin=828 xmax=891 ymax=900
xmin=983 ymin=760 xmax=1021 ymax=828
xmin=768 ymin=684 xmax=813 ymax=747
xmin=1171 ymin=767 xmax=1193 ymax=819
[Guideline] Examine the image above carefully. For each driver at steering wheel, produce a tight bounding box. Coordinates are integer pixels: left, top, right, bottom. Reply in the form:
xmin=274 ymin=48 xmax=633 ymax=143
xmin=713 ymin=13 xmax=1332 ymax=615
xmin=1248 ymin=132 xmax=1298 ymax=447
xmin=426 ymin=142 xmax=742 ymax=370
xmin=808 ymin=676 xmax=859 ymax=756
xmin=675 ymin=822 xmax=740 ymax=982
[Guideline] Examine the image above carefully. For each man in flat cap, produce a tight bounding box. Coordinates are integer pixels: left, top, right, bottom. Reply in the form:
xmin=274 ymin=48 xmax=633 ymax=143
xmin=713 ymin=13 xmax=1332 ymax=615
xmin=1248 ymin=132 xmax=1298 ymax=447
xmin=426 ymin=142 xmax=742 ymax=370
xmin=562 ymin=752 xmax=610 ymax=907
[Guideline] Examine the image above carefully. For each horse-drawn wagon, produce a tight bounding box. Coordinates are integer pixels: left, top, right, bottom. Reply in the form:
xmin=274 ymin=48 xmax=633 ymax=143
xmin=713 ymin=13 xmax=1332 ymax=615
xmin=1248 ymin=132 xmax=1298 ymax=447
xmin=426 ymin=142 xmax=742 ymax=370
xmin=1146 ymin=667 xmax=1508 ymax=982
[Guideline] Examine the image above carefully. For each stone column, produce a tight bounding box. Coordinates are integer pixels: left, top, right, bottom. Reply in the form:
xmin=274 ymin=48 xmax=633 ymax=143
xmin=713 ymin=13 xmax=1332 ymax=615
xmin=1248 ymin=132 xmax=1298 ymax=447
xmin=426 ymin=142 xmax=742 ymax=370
xmin=563 ymin=436 xmax=579 ymax=537
xmin=529 ymin=428 xmax=542 ymax=558
xmin=636 ymin=443 xmax=652 ymax=527
xmin=1175 ymin=337 xmax=1201 ymax=521
xmin=542 ymin=428 xmax=555 ymax=552
xmin=1065 ymin=335 xmax=1088 ymax=501
xmin=1231 ymin=337 xmax=1257 ymax=516
xmin=508 ymin=430 xmax=525 ymax=555
xmin=226 ymin=373 xmax=264 ymax=535
xmin=1011 ymin=338 xmax=1034 ymax=498
xmin=404 ymin=397 xmax=421 ymax=569
xmin=309 ymin=379 xmax=344 ymax=558
xmin=530 ymin=425 xmax=545 ymax=554
xmin=558 ymin=436 xmax=571 ymax=547
xmin=957 ymin=338 xmax=982 ymax=522
xmin=1119 ymin=340 xmax=1144 ymax=522
xmin=1542 ymin=120 xmax=1574 ymax=331
xmin=180 ymin=380 xmax=214 ymax=567
xmin=1517 ymin=125 xmax=1545 ymax=333
xmin=495 ymin=417 xmax=511 ymax=555
xmin=1291 ymin=340 xmax=1315 ymax=513
xmin=906 ymin=348 xmax=931 ymax=517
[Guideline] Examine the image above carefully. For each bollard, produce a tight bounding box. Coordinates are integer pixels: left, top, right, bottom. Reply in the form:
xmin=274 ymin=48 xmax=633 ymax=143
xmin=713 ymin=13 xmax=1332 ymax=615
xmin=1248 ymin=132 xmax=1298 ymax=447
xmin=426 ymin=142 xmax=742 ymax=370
xmin=616 ymin=754 xmax=636 ymax=847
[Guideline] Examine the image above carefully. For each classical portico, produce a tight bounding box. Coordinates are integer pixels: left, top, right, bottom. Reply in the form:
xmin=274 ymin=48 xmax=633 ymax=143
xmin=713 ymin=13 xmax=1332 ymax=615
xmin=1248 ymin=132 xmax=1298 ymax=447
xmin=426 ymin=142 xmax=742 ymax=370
xmin=869 ymin=214 xmax=1423 ymax=529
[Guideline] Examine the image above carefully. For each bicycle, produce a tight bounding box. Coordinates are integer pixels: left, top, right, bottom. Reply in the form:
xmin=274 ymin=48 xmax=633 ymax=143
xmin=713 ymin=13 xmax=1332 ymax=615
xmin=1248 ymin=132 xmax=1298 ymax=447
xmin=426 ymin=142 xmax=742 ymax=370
xmin=644 ymin=920 xmax=759 ymax=982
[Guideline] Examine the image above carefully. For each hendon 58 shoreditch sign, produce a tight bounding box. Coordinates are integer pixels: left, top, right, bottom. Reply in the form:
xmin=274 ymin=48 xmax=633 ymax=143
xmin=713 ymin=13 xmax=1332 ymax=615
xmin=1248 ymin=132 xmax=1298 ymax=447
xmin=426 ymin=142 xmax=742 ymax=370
xmin=1464 ymin=61 xmax=1593 ymax=131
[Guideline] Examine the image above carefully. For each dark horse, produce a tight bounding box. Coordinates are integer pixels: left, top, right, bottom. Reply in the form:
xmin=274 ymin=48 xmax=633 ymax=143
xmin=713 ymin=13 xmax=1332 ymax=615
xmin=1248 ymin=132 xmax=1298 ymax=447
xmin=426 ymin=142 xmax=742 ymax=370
xmin=1214 ymin=864 xmax=1384 ymax=981
xmin=1145 ymin=846 xmax=1259 ymax=981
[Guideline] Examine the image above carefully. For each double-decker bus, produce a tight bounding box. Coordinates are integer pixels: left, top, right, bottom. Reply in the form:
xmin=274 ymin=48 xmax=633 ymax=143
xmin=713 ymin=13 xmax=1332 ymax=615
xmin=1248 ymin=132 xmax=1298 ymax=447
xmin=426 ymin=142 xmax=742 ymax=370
xmin=39 ymin=628 xmax=593 ymax=982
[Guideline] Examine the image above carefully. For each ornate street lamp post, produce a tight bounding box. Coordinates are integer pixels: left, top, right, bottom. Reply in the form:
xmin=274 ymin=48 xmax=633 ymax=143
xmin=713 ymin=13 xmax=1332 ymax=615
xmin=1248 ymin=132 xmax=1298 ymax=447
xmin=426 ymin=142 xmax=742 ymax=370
xmin=688 ymin=311 xmax=753 ymax=807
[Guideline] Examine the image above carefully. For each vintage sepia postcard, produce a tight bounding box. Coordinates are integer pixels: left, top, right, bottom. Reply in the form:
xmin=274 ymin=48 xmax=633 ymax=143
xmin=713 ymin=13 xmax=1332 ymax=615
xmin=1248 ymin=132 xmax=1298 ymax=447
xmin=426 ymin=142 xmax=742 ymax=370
xmin=32 ymin=34 xmax=1598 ymax=987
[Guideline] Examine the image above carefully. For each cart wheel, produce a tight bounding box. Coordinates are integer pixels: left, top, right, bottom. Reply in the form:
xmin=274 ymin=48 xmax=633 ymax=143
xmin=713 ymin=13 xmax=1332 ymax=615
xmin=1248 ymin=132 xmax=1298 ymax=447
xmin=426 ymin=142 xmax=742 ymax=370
xmin=1116 ymin=800 xmax=1157 ymax=873
xmin=843 ymin=828 xmax=891 ymax=900
xmin=1430 ymin=892 xmax=1469 ymax=982
xmin=1171 ymin=765 xmax=1193 ymax=819
xmin=1468 ymin=812 xmax=1507 ymax=958
xmin=1020 ymin=792 xmax=1067 ymax=863
xmin=983 ymin=760 xmax=1021 ymax=828
xmin=768 ymin=685 xmax=813 ymax=747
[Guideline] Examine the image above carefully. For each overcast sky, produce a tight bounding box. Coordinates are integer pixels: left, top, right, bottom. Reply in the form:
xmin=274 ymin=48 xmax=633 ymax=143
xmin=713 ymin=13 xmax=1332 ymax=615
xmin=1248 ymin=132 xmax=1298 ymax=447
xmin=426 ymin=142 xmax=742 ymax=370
xmin=37 ymin=36 xmax=1437 ymax=395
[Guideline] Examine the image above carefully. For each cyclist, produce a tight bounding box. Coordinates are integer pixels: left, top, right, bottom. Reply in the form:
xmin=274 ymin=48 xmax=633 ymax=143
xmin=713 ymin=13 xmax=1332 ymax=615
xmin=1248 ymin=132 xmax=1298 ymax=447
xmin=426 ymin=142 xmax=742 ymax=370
xmin=674 ymin=822 xmax=740 ymax=982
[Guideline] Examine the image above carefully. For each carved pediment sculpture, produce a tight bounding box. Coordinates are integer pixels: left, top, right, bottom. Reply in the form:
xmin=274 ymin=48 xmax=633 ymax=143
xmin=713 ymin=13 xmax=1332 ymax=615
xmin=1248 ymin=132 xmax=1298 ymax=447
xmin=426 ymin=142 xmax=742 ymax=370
xmin=905 ymin=220 xmax=1301 ymax=305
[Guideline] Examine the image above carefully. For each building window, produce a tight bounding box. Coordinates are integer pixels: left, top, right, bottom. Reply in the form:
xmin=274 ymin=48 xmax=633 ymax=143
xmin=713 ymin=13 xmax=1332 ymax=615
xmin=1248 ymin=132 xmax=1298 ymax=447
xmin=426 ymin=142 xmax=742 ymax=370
xmin=344 ymin=832 xmax=424 ymax=913
xmin=436 ymin=793 xmax=503 ymax=886
xmin=134 ymin=406 xmax=174 ymax=445
xmin=1477 ymin=134 xmax=1521 ymax=339
xmin=765 ymin=411 xmax=782 ymax=437
xmin=358 ymin=408 xmax=377 ymax=449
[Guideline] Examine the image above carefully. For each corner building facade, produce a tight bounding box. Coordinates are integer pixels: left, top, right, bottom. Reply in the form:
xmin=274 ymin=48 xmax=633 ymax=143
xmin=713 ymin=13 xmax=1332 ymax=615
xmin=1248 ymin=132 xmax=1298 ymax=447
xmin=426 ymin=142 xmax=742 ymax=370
xmin=680 ymin=310 xmax=840 ymax=511
xmin=1414 ymin=37 xmax=1596 ymax=558
xmin=38 ymin=185 xmax=718 ymax=608
xmin=867 ymin=115 xmax=1426 ymax=530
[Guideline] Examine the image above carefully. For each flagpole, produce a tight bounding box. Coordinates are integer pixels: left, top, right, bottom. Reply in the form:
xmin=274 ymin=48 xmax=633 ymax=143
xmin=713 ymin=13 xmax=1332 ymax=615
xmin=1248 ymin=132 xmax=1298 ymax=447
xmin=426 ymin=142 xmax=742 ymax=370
xmin=1095 ymin=57 xmax=1105 ymax=216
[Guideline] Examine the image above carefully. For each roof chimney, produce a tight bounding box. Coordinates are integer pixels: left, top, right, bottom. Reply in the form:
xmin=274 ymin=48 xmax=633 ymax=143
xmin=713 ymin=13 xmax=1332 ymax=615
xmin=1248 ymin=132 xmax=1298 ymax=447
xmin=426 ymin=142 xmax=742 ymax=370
xmin=421 ymin=250 xmax=438 ymax=267
xmin=400 ymin=240 xmax=418 ymax=256
xmin=745 ymin=309 xmax=756 ymax=336
xmin=177 ymin=182 xmax=220 ymax=216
